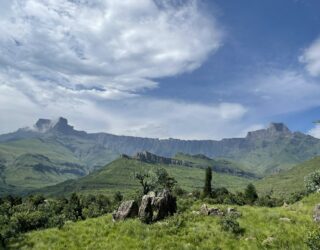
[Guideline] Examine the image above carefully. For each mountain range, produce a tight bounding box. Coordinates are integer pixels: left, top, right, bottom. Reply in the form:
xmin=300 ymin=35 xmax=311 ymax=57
xmin=1 ymin=117 xmax=320 ymax=195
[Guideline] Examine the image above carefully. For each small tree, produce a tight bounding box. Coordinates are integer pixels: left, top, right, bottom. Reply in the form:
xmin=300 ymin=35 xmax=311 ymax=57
xmin=154 ymin=168 xmax=177 ymax=191
xmin=244 ymin=183 xmax=258 ymax=204
xmin=305 ymin=170 xmax=320 ymax=193
xmin=134 ymin=172 xmax=154 ymax=195
xmin=203 ymin=167 xmax=212 ymax=197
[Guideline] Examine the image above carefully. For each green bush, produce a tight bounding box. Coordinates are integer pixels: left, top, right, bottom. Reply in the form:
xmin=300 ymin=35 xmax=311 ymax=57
xmin=305 ymin=228 xmax=320 ymax=250
xmin=219 ymin=215 xmax=244 ymax=235
xmin=305 ymin=170 xmax=320 ymax=193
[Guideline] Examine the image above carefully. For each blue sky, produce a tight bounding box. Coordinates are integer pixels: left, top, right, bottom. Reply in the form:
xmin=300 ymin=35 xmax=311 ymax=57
xmin=0 ymin=0 xmax=320 ymax=139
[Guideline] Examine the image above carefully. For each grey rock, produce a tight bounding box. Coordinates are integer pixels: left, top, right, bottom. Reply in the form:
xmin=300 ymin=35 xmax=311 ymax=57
xmin=112 ymin=200 xmax=138 ymax=221
xmin=153 ymin=189 xmax=177 ymax=221
xmin=200 ymin=204 xmax=224 ymax=216
xmin=313 ymin=203 xmax=320 ymax=222
xmin=139 ymin=195 xmax=153 ymax=224
xmin=279 ymin=217 xmax=291 ymax=222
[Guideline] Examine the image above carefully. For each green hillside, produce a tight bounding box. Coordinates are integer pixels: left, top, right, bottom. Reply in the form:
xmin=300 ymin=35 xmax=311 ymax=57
xmin=174 ymin=153 xmax=256 ymax=178
xmin=35 ymin=157 xmax=253 ymax=196
xmin=255 ymin=156 xmax=320 ymax=197
xmin=9 ymin=192 xmax=320 ymax=250
xmin=0 ymin=137 xmax=118 ymax=193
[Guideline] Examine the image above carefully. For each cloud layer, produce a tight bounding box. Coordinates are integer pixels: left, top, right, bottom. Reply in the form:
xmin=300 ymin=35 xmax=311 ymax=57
xmin=0 ymin=0 xmax=254 ymax=139
xmin=0 ymin=0 xmax=222 ymax=100
xmin=300 ymin=37 xmax=320 ymax=77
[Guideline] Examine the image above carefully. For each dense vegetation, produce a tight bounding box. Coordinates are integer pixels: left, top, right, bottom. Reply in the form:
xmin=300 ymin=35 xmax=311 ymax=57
xmin=0 ymin=193 xmax=120 ymax=248
xmin=5 ymin=193 xmax=320 ymax=250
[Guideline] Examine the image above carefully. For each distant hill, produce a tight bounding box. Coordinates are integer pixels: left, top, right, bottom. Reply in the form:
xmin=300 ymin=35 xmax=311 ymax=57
xmin=1 ymin=117 xmax=320 ymax=194
xmin=33 ymin=153 xmax=254 ymax=197
xmin=255 ymin=156 xmax=320 ymax=197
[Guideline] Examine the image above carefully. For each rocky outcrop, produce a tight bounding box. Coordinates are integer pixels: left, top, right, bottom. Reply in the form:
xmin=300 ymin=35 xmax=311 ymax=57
xmin=313 ymin=204 xmax=320 ymax=222
xmin=112 ymin=200 xmax=139 ymax=221
xmin=139 ymin=195 xmax=154 ymax=224
xmin=134 ymin=151 xmax=189 ymax=166
xmin=153 ymin=189 xmax=177 ymax=220
xmin=200 ymin=204 xmax=224 ymax=216
xmin=115 ymin=190 xmax=177 ymax=223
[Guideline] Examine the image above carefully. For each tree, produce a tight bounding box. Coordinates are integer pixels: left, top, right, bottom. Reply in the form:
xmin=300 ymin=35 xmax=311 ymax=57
xmin=154 ymin=168 xmax=177 ymax=191
xmin=64 ymin=193 xmax=82 ymax=221
xmin=134 ymin=172 xmax=154 ymax=195
xmin=244 ymin=183 xmax=258 ymax=204
xmin=305 ymin=170 xmax=320 ymax=193
xmin=203 ymin=167 xmax=212 ymax=197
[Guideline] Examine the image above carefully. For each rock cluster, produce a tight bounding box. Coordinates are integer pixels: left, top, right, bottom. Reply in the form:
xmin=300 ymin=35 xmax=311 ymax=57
xmin=200 ymin=204 xmax=224 ymax=216
xmin=313 ymin=203 xmax=320 ymax=222
xmin=200 ymin=204 xmax=241 ymax=217
xmin=113 ymin=190 xmax=177 ymax=223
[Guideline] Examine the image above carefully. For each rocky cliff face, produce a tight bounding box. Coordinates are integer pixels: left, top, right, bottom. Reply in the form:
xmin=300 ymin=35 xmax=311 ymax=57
xmin=2 ymin=118 xmax=320 ymax=175
xmin=246 ymin=123 xmax=292 ymax=140
xmin=133 ymin=151 xmax=188 ymax=166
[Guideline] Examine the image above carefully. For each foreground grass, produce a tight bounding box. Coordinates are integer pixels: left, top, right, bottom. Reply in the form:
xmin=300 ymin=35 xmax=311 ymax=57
xmin=8 ymin=193 xmax=320 ymax=250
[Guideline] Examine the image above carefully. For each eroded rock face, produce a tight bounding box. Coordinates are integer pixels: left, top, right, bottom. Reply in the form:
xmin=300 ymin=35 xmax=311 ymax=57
xmin=313 ymin=204 xmax=320 ymax=222
xmin=153 ymin=189 xmax=177 ymax=221
xmin=112 ymin=200 xmax=139 ymax=221
xmin=139 ymin=195 xmax=153 ymax=224
xmin=113 ymin=190 xmax=177 ymax=223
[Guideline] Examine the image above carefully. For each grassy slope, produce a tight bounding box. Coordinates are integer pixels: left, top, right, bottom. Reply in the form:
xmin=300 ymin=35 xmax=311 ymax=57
xmin=10 ymin=193 xmax=320 ymax=250
xmin=36 ymin=158 xmax=251 ymax=196
xmin=0 ymin=137 xmax=118 ymax=191
xmin=174 ymin=153 xmax=246 ymax=171
xmin=255 ymin=156 xmax=320 ymax=197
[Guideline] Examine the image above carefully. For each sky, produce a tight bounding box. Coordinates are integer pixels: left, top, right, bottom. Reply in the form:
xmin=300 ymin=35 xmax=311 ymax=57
xmin=0 ymin=0 xmax=320 ymax=140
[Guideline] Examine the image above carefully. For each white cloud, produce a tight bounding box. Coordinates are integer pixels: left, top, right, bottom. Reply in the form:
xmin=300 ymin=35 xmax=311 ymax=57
xmin=0 ymin=81 xmax=250 ymax=139
xmin=300 ymin=37 xmax=320 ymax=77
xmin=308 ymin=124 xmax=320 ymax=139
xmin=0 ymin=0 xmax=237 ymax=139
xmin=0 ymin=0 xmax=222 ymax=99
xmin=244 ymin=70 xmax=320 ymax=115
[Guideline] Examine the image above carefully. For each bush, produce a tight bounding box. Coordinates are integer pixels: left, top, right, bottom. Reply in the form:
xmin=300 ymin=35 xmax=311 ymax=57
xmin=113 ymin=191 xmax=123 ymax=203
xmin=219 ymin=215 xmax=244 ymax=235
xmin=305 ymin=170 xmax=320 ymax=193
xmin=305 ymin=228 xmax=320 ymax=250
xmin=244 ymin=184 xmax=258 ymax=205
xmin=255 ymin=195 xmax=282 ymax=207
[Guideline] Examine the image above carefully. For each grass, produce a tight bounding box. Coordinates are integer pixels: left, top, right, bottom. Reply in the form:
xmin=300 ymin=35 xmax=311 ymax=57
xmin=8 ymin=193 xmax=320 ymax=250
xmin=35 ymin=158 xmax=252 ymax=197
xmin=255 ymin=156 xmax=320 ymax=197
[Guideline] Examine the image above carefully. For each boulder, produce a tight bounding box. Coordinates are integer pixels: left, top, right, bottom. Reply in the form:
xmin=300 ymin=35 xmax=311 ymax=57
xmin=139 ymin=195 xmax=153 ymax=224
xmin=153 ymin=189 xmax=177 ymax=221
xmin=200 ymin=204 xmax=223 ymax=216
xmin=112 ymin=200 xmax=139 ymax=221
xmin=279 ymin=217 xmax=291 ymax=222
xmin=262 ymin=237 xmax=275 ymax=246
xmin=227 ymin=207 xmax=241 ymax=217
xmin=313 ymin=203 xmax=320 ymax=222
xmin=208 ymin=207 xmax=224 ymax=216
xmin=200 ymin=204 xmax=209 ymax=215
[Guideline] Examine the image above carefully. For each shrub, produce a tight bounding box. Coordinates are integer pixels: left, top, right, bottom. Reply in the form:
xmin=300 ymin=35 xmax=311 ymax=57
xmin=113 ymin=191 xmax=123 ymax=203
xmin=244 ymin=184 xmax=258 ymax=204
xmin=219 ymin=215 xmax=244 ymax=235
xmin=203 ymin=167 xmax=212 ymax=198
xmin=305 ymin=228 xmax=320 ymax=250
xmin=305 ymin=170 xmax=320 ymax=193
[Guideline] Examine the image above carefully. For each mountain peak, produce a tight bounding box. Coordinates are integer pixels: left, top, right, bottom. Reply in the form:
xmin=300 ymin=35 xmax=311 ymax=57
xmin=34 ymin=118 xmax=53 ymax=133
xmin=246 ymin=122 xmax=291 ymax=139
xmin=33 ymin=117 xmax=85 ymax=136
xmin=267 ymin=123 xmax=291 ymax=133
